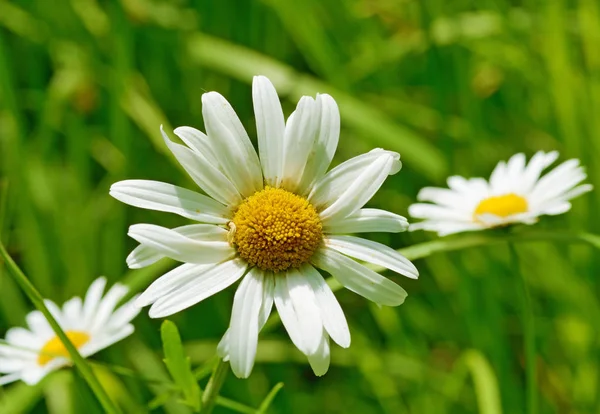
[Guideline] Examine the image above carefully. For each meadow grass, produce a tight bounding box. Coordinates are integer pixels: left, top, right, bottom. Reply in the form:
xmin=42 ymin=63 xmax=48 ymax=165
xmin=0 ymin=0 xmax=599 ymax=413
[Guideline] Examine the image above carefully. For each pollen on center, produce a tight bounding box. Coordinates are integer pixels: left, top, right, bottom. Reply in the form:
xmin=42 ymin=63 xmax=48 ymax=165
xmin=474 ymin=193 xmax=528 ymax=220
xmin=231 ymin=186 xmax=323 ymax=272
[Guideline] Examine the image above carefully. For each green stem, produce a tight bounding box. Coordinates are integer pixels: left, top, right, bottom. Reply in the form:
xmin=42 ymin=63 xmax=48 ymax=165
xmin=257 ymin=382 xmax=284 ymax=414
xmin=201 ymin=359 xmax=229 ymax=414
xmin=0 ymin=242 xmax=121 ymax=414
xmin=508 ymin=242 xmax=537 ymax=414
xmin=399 ymin=230 xmax=600 ymax=263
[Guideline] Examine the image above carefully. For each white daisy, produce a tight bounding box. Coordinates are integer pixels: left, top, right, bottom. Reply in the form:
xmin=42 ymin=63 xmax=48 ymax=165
xmin=110 ymin=75 xmax=418 ymax=378
xmin=0 ymin=277 xmax=140 ymax=386
xmin=409 ymin=151 xmax=592 ymax=236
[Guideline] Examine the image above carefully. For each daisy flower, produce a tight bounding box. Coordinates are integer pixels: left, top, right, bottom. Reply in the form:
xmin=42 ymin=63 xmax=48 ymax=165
xmin=110 ymin=75 xmax=418 ymax=378
xmin=0 ymin=277 xmax=140 ymax=386
xmin=409 ymin=151 xmax=592 ymax=236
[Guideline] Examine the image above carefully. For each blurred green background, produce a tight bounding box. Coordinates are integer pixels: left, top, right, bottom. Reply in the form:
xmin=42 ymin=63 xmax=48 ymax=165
xmin=1 ymin=0 xmax=599 ymax=413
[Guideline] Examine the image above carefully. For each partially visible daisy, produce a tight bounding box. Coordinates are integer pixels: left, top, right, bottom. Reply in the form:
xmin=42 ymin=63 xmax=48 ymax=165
xmin=409 ymin=151 xmax=592 ymax=236
xmin=110 ymin=75 xmax=418 ymax=378
xmin=0 ymin=277 xmax=140 ymax=386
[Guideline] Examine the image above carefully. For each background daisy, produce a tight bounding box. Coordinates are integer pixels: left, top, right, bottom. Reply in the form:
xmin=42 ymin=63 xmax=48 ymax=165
xmin=0 ymin=277 xmax=140 ymax=386
xmin=409 ymin=151 xmax=592 ymax=236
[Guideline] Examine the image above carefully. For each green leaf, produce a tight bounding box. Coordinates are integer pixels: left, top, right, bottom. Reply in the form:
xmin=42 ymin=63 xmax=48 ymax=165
xmin=459 ymin=350 xmax=503 ymax=414
xmin=161 ymin=320 xmax=201 ymax=412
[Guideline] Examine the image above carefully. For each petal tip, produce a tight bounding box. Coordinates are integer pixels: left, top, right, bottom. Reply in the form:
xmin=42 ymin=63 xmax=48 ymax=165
xmin=134 ymin=295 xmax=150 ymax=309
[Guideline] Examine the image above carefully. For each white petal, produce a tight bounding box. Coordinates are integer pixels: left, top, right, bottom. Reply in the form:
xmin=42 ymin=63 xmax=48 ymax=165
xmin=0 ymin=345 xmax=36 ymax=360
xmin=126 ymin=244 xmax=164 ymax=269
xmin=539 ymin=201 xmax=572 ymax=216
xmin=447 ymin=176 xmax=489 ymax=195
xmin=21 ymin=365 xmax=55 ymax=385
xmin=127 ymin=224 xmax=235 ymax=265
xmin=310 ymin=150 xmax=393 ymax=210
xmin=217 ymin=272 xmax=274 ymax=363
xmin=274 ymin=269 xmax=323 ymax=356
xmin=409 ymin=220 xmax=483 ymax=236
xmin=62 ymin=297 xmax=82 ymax=320
xmin=281 ymin=96 xmax=320 ymax=192
xmin=296 ymin=94 xmax=340 ymax=195
xmin=520 ymin=151 xmax=559 ymax=193
xmin=307 ymin=332 xmax=330 ymax=376
xmin=301 ymin=264 xmax=350 ymax=348
xmin=505 ymin=153 xmax=526 ymax=182
xmin=216 ymin=329 xmax=230 ymax=361
xmin=257 ymin=272 xmax=275 ymax=329
xmin=173 ymin=126 xmax=219 ymax=168
xmin=82 ymin=277 xmax=107 ymax=327
xmin=110 ymin=180 xmax=230 ymax=224
xmin=81 ymin=325 xmax=134 ymax=357
xmin=148 ymin=259 xmax=248 ymax=318
xmin=126 ymin=224 xmax=230 ymax=269
xmin=106 ymin=296 xmax=141 ymax=330
xmin=161 ymin=126 xmax=241 ymax=206
xmin=323 ymin=208 xmax=408 ymax=234
xmin=253 ymin=76 xmax=285 ymax=187
xmin=272 ymin=277 xmax=305 ymax=355
xmin=5 ymin=328 xmax=39 ymax=349
xmin=0 ymin=373 xmax=22 ymax=385
xmin=416 ymin=187 xmax=466 ymax=207
xmin=25 ymin=311 xmax=52 ymax=339
xmin=201 ymin=92 xmax=263 ymax=197
xmin=530 ymin=159 xmax=588 ymax=205
xmin=61 ymin=297 xmax=84 ymax=331
xmin=136 ymin=263 xmax=212 ymax=307
xmin=89 ymin=283 xmax=129 ymax=333
xmin=325 ymin=235 xmax=418 ymax=279
xmin=408 ymin=203 xmax=468 ymax=221
xmin=228 ymin=268 xmax=265 ymax=378
xmin=489 ymin=161 xmax=507 ymax=190
xmin=557 ymin=183 xmax=593 ymax=201
xmin=0 ymin=358 xmax=28 ymax=373
xmin=311 ymin=150 xmax=401 ymax=222
xmin=0 ymin=342 xmax=36 ymax=359
xmin=311 ymin=248 xmax=407 ymax=306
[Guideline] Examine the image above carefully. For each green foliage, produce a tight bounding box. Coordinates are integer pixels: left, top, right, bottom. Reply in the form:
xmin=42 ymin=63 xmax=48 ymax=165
xmin=161 ymin=321 xmax=201 ymax=412
xmin=0 ymin=0 xmax=599 ymax=413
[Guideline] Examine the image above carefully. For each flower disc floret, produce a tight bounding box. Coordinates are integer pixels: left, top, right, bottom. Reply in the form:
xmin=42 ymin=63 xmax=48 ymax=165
xmin=38 ymin=331 xmax=90 ymax=366
xmin=474 ymin=193 xmax=528 ymax=220
xmin=231 ymin=186 xmax=322 ymax=272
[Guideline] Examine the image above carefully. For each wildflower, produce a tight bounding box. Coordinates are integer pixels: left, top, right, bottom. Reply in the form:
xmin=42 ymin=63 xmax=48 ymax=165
xmin=409 ymin=151 xmax=592 ymax=236
xmin=110 ymin=76 xmax=418 ymax=378
xmin=0 ymin=277 xmax=140 ymax=385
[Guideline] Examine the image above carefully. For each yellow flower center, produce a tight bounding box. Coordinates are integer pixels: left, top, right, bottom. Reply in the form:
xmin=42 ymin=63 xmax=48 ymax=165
xmin=231 ymin=186 xmax=322 ymax=272
xmin=473 ymin=193 xmax=528 ymax=220
xmin=38 ymin=330 xmax=90 ymax=366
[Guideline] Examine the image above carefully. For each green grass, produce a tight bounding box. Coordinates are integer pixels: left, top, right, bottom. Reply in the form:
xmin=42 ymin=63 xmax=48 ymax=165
xmin=1 ymin=0 xmax=599 ymax=413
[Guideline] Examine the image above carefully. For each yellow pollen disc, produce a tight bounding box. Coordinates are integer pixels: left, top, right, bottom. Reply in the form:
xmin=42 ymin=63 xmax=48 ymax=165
xmin=231 ymin=186 xmax=322 ymax=272
xmin=38 ymin=331 xmax=90 ymax=366
xmin=473 ymin=193 xmax=528 ymax=220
